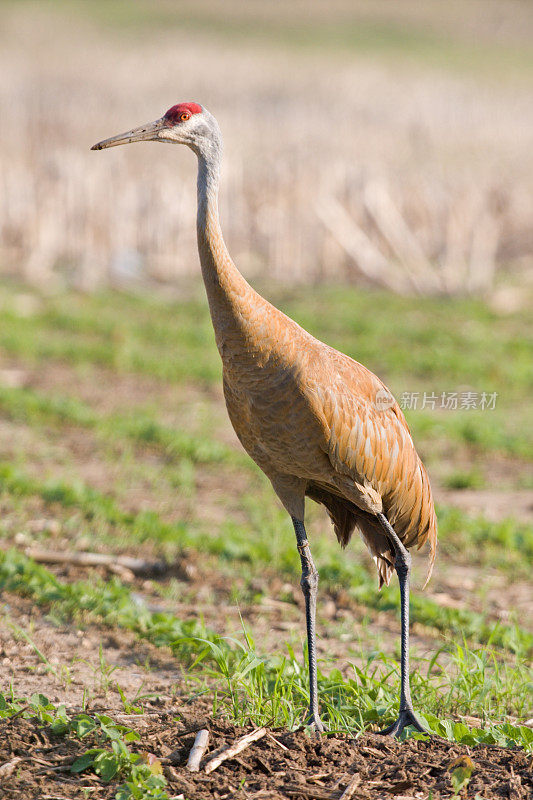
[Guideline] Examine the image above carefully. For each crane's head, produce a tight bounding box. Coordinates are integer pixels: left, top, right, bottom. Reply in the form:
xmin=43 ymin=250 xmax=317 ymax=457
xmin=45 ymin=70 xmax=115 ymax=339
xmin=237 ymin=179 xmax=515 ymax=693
xmin=91 ymin=102 xmax=219 ymax=154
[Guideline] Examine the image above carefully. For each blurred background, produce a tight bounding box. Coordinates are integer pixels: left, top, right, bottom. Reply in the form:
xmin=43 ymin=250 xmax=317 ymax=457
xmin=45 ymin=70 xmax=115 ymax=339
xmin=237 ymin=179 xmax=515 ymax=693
xmin=1 ymin=0 xmax=532 ymax=298
xmin=0 ymin=0 xmax=532 ymax=742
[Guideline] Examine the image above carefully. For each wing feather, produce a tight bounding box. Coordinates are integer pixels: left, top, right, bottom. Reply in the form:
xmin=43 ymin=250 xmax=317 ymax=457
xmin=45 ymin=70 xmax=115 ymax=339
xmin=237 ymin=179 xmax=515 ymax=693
xmin=309 ymin=347 xmax=437 ymax=584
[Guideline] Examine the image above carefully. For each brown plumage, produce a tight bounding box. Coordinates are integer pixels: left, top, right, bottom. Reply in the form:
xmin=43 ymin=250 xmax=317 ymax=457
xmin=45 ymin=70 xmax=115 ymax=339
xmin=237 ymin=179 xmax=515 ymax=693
xmin=213 ymin=277 xmax=437 ymax=590
xmin=92 ymin=101 xmax=437 ymax=737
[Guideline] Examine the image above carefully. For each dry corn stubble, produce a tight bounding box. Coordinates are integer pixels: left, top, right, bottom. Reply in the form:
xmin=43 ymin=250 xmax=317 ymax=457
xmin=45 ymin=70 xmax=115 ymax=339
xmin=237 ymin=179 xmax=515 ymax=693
xmin=0 ymin=3 xmax=532 ymax=295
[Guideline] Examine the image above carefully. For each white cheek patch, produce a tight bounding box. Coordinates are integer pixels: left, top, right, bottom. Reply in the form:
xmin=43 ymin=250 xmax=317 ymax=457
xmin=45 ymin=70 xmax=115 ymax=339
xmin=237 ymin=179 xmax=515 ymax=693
xmin=158 ymin=128 xmax=180 ymax=141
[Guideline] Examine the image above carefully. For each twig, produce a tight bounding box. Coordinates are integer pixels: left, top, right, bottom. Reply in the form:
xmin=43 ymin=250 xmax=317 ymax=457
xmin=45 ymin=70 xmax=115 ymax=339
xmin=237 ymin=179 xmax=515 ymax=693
xmin=24 ymin=547 xmax=167 ymax=576
xmin=266 ymin=731 xmax=289 ymax=752
xmin=186 ymin=728 xmax=210 ymax=772
xmin=285 ymin=786 xmax=333 ymax=800
xmin=5 ymin=705 xmax=30 ymax=723
xmin=41 ymin=796 xmax=90 ymax=800
xmin=338 ymin=773 xmax=361 ymax=800
xmin=107 ymin=564 xmax=136 ymax=582
xmin=204 ymin=727 xmax=266 ymax=774
xmin=308 ymin=771 xmax=332 ymax=783
xmin=254 ymin=756 xmax=271 ymax=775
xmin=34 ymin=765 xmax=74 ymax=775
xmin=0 ymin=757 xmax=23 ymax=778
xmin=112 ymin=711 xmax=166 ymax=720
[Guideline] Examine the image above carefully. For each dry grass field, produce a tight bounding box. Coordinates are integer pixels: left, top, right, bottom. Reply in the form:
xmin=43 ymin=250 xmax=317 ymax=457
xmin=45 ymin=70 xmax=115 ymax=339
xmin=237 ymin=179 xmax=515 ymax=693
xmin=1 ymin=0 xmax=532 ymax=295
xmin=0 ymin=2 xmax=532 ymax=799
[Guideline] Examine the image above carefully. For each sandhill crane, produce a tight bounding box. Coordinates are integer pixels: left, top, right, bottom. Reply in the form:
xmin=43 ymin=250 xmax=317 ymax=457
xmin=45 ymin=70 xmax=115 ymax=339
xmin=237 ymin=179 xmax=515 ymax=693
xmin=92 ymin=102 xmax=437 ymax=737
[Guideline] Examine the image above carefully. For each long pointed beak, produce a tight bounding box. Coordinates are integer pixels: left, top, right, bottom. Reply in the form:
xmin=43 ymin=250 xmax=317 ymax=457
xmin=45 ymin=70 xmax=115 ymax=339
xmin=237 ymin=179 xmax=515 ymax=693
xmin=91 ymin=117 xmax=168 ymax=150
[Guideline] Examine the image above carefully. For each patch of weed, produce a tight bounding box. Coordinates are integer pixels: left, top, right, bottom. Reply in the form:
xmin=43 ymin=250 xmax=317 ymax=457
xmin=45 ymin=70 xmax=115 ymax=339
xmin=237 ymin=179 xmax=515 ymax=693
xmin=0 ymin=690 xmax=169 ymax=798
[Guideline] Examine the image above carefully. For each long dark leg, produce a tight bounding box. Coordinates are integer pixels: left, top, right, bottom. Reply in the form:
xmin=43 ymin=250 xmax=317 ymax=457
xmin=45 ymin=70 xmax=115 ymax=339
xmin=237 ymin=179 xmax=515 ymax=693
xmin=291 ymin=516 xmax=325 ymax=733
xmin=376 ymin=513 xmax=426 ymax=737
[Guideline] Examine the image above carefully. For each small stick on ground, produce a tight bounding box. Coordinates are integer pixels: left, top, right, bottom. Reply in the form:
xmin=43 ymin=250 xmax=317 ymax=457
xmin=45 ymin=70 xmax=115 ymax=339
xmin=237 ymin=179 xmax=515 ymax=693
xmin=285 ymin=786 xmax=333 ymax=800
xmin=5 ymin=705 xmax=29 ymax=724
xmin=186 ymin=728 xmax=210 ymax=772
xmin=266 ymin=731 xmax=289 ymax=752
xmin=24 ymin=547 xmax=167 ymax=576
xmin=204 ymin=727 xmax=267 ymax=774
xmin=0 ymin=757 xmax=23 ymax=778
xmin=338 ymin=773 xmax=361 ymax=800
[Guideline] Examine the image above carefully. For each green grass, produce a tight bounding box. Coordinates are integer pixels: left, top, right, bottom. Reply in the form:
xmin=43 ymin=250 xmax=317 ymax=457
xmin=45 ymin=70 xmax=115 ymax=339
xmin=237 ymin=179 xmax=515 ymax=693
xmin=1 ymin=550 xmax=532 ymax=749
xmin=1 ymin=461 xmax=531 ymax=653
xmin=0 ymin=284 xmax=531 ymax=459
xmin=443 ymin=468 xmax=485 ymax=490
xmin=2 ymin=285 xmax=531 ymax=396
xmin=437 ymin=506 xmax=533 ymax=566
xmin=0 ymin=287 xmax=221 ymax=384
xmin=0 ymin=384 xmax=246 ymax=467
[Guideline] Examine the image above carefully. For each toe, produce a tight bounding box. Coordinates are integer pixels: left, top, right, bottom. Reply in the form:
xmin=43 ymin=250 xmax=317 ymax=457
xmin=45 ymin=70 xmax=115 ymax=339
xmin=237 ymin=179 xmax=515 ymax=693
xmin=378 ymin=709 xmax=428 ymax=738
xmin=306 ymin=715 xmax=327 ymax=734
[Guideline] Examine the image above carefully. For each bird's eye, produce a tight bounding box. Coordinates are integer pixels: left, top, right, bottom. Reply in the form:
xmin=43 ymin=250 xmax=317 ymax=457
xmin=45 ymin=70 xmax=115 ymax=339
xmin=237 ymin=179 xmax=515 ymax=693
xmin=180 ymin=112 xmax=191 ymax=122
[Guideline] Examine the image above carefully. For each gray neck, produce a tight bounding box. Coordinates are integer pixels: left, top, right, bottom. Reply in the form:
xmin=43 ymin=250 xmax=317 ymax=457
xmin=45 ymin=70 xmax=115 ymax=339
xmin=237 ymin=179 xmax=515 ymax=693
xmin=195 ymin=141 xmax=224 ymax=259
xmin=194 ymin=138 xmax=254 ymax=353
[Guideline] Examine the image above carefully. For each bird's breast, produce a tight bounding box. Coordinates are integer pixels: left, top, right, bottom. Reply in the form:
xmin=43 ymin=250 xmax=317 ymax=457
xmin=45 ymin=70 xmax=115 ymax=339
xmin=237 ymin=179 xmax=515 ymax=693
xmin=221 ymin=346 xmax=327 ymax=479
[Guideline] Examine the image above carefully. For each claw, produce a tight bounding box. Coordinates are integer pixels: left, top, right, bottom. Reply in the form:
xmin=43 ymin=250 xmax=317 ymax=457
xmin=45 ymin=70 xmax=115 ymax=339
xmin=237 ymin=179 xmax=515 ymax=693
xmin=305 ymin=711 xmax=327 ymax=735
xmin=377 ymin=708 xmax=427 ymax=738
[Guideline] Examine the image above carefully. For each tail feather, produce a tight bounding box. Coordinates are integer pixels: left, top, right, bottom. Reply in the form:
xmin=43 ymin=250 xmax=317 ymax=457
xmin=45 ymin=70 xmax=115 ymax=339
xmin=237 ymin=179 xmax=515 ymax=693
xmin=419 ymin=499 xmax=437 ymax=589
xmin=306 ymin=484 xmax=436 ymax=589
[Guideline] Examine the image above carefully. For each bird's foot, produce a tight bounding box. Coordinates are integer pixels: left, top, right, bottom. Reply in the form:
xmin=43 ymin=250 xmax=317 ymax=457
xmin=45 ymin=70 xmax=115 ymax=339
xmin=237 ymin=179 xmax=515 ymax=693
xmin=377 ymin=707 xmax=427 ymax=738
xmin=305 ymin=711 xmax=327 ymax=735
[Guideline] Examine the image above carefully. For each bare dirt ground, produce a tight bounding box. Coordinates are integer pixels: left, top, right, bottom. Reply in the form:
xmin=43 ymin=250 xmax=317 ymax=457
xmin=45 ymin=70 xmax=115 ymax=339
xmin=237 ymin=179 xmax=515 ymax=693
xmin=1 ymin=556 xmax=532 ymax=797
xmin=0 ymin=592 xmax=183 ymax=710
xmin=2 ymin=710 xmax=532 ymax=800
